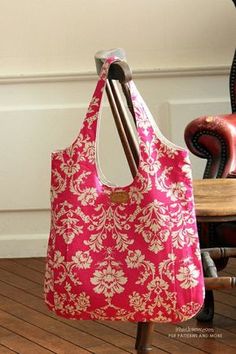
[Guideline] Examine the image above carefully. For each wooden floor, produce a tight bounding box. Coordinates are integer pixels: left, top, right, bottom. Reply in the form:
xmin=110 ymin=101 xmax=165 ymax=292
xmin=0 ymin=258 xmax=235 ymax=354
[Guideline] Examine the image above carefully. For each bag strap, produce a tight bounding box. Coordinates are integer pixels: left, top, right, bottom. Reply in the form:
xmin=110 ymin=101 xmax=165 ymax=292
xmin=72 ymin=57 xmax=185 ymax=168
xmin=79 ymin=57 xmax=129 ymax=140
xmin=74 ymin=56 xmax=154 ymax=145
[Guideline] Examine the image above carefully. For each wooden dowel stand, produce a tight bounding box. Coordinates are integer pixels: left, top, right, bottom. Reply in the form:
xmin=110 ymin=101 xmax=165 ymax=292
xmin=202 ymin=252 xmax=218 ymax=278
xmin=198 ymin=247 xmax=236 ymax=322
xmin=201 ymin=247 xmax=236 ymax=260
xmin=202 ymin=250 xmax=236 ymax=290
xmin=104 ymin=58 xmax=155 ymax=353
xmin=205 ymin=276 xmax=236 ymax=289
xmin=105 ymin=81 xmax=138 ymax=178
xmin=109 ymin=79 xmax=139 ymax=165
xmin=201 ymin=249 xmax=236 ymax=289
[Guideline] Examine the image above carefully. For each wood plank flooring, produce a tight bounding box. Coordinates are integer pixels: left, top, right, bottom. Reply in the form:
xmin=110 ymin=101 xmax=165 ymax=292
xmin=0 ymin=257 xmax=235 ymax=353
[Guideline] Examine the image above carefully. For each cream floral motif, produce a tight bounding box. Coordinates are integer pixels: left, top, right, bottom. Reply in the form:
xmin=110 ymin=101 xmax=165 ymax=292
xmin=78 ymin=187 xmax=98 ymax=206
xmin=128 ymin=175 xmax=152 ymax=205
xmin=50 ymin=170 xmax=66 ymax=202
xmin=154 ymin=166 xmax=173 ymax=192
xmin=182 ymin=163 xmax=192 ymax=180
xmin=147 ymin=277 xmax=169 ymax=293
xmin=172 ymin=227 xmax=197 ymax=249
xmin=76 ymin=292 xmax=91 ymax=312
xmin=54 ymin=250 xmax=64 ymax=267
xmin=131 ymin=98 xmax=150 ymax=135
xmin=44 ymin=57 xmax=204 ymax=323
xmin=158 ymin=253 xmax=176 ymax=281
xmin=146 ymin=229 xmax=170 ymax=254
xmin=138 ymin=119 xmax=151 ymax=136
xmin=54 ymin=291 xmax=90 ymax=316
xmin=53 ymin=201 xmax=84 ymax=244
xmin=159 ymin=143 xmax=179 ymax=159
xmin=175 ymin=302 xmax=202 ymax=322
xmin=60 ymin=158 xmax=80 ymax=176
xmin=72 ymin=251 xmax=93 ymax=269
xmin=176 ymin=264 xmax=200 ymax=289
xmin=90 ymin=248 xmax=128 ymax=299
xmin=51 ymin=249 xmax=93 ymax=291
xmin=126 ymin=251 xmax=178 ymax=318
xmin=84 ymin=141 xmax=95 ymax=164
xmin=152 ymin=311 xmax=171 ymax=322
xmin=87 ymin=112 xmax=99 ymax=129
xmin=74 ymin=132 xmax=94 ymax=152
xmin=166 ymin=182 xmax=187 ymax=201
xmin=195 ymin=247 xmax=201 ymax=261
xmin=87 ymin=97 xmax=99 ymax=114
xmin=169 ymin=203 xmax=198 ymax=249
xmin=129 ymin=292 xmax=146 ymax=312
xmin=129 ymin=187 xmax=144 ymax=204
xmin=125 ymin=250 xmax=145 ymax=268
xmin=140 ymin=138 xmax=164 ymax=175
xmin=91 ymin=265 xmax=127 ymax=298
xmin=50 ymin=134 xmax=97 ymax=203
xmin=99 ymin=60 xmax=111 ymax=80
xmin=70 ymin=172 xmax=98 ymax=206
xmin=84 ymin=204 xmax=134 ymax=252
xmin=125 ymin=250 xmax=155 ymax=286
xmin=44 ymin=261 xmax=54 ymax=293
xmin=141 ymin=157 xmax=160 ymax=176
xmin=55 ymin=135 xmax=95 ymax=175
xmin=55 ymin=145 xmax=83 ymax=170
xmin=135 ymin=200 xmax=172 ymax=253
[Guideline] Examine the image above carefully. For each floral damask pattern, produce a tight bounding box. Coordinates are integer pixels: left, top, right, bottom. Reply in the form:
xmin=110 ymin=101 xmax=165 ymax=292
xmin=135 ymin=201 xmax=172 ymax=254
xmin=91 ymin=265 xmax=127 ymax=298
xmin=72 ymin=251 xmax=93 ymax=269
xmin=125 ymin=250 xmax=145 ymax=268
xmin=84 ymin=204 xmax=134 ymax=252
xmin=176 ymin=264 xmax=200 ymax=289
xmin=52 ymin=201 xmax=84 ymax=244
xmin=44 ymin=57 xmax=204 ymax=323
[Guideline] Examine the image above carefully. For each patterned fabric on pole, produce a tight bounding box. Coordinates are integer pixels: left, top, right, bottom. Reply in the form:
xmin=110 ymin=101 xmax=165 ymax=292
xmin=44 ymin=57 xmax=204 ymax=322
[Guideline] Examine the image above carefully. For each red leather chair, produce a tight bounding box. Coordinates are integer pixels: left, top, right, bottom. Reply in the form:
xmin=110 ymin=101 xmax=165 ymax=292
xmin=184 ymin=48 xmax=236 ymax=321
xmin=185 ymin=49 xmax=236 ymax=248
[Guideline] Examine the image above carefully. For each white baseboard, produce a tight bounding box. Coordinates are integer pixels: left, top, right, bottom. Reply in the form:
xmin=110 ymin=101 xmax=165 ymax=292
xmin=0 ymin=234 xmax=48 ymax=258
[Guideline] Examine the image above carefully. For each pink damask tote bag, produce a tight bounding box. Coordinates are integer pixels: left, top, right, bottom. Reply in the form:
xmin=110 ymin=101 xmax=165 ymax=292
xmin=44 ymin=57 xmax=204 ymax=322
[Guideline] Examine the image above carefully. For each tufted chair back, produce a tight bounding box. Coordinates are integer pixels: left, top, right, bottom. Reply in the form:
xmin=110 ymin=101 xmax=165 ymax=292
xmin=185 ymin=50 xmax=236 ymax=180
xmin=184 ymin=48 xmax=236 ymax=249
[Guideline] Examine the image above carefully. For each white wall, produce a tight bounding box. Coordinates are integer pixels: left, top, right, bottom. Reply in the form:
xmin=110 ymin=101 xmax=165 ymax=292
xmin=0 ymin=0 xmax=235 ymax=257
xmin=0 ymin=0 xmax=235 ymax=75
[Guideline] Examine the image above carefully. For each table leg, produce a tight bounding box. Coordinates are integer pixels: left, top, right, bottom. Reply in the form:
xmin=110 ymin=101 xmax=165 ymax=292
xmin=135 ymin=322 xmax=155 ymax=353
xmin=197 ymin=290 xmax=214 ymax=322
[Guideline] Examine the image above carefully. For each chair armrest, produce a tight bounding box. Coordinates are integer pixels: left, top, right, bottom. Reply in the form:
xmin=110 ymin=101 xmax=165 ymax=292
xmin=184 ymin=114 xmax=236 ymax=178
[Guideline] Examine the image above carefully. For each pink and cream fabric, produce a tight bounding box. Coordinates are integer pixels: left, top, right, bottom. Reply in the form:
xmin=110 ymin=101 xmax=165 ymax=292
xmin=44 ymin=57 xmax=204 ymax=322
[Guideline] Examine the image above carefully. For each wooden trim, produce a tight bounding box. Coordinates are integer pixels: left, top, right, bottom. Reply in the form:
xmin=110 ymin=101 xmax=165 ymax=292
xmin=0 ymin=65 xmax=230 ymax=84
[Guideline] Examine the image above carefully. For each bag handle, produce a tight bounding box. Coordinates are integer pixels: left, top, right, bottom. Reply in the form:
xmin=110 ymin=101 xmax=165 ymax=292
xmin=73 ymin=56 xmax=138 ymax=143
xmin=76 ymin=56 xmax=153 ymax=140
xmin=72 ymin=57 xmax=185 ymax=177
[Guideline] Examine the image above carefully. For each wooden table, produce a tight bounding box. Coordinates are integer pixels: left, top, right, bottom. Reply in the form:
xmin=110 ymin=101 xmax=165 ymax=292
xmin=193 ymin=178 xmax=236 ymax=222
xmin=193 ymin=178 xmax=236 ymax=322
